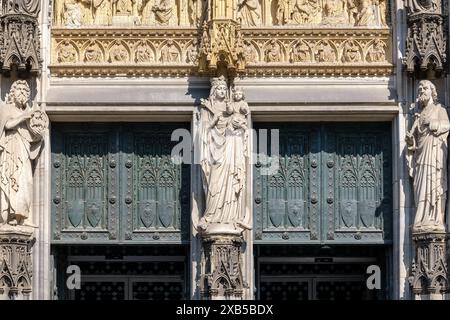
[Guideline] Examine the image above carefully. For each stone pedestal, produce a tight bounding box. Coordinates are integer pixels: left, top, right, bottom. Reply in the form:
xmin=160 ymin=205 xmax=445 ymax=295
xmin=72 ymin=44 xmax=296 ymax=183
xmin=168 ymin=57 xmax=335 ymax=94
xmin=0 ymin=226 xmax=34 ymax=300
xmin=200 ymin=234 xmax=246 ymax=300
xmin=409 ymin=232 xmax=448 ymax=300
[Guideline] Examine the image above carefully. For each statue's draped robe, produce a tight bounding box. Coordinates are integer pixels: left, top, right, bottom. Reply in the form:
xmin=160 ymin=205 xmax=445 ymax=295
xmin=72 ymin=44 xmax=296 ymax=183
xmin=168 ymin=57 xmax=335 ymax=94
xmin=0 ymin=104 xmax=42 ymax=224
xmin=201 ymin=100 xmax=248 ymax=228
xmin=154 ymin=0 xmax=176 ymax=25
xmin=238 ymin=0 xmax=260 ymax=26
xmin=410 ymin=103 xmax=450 ymax=231
xmin=93 ymin=0 xmax=112 ymax=25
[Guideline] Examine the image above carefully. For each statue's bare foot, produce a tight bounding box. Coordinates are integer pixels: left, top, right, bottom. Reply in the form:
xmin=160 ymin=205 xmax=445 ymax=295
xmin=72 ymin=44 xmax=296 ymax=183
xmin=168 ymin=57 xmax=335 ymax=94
xmin=8 ymin=219 xmax=17 ymax=226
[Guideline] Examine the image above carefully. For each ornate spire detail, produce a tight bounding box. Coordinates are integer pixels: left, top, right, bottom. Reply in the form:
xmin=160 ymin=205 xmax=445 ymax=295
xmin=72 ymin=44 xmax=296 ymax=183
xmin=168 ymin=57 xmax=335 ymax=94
xmin=403 ymin=0 xmax=448 ymax=76
xmin=0 ymin=0 xmax=42 ymax=75
xmin=409 ymin=232 xmax=448 ymax=298
xmin=198 ymin=1 xmax=246 ymax=76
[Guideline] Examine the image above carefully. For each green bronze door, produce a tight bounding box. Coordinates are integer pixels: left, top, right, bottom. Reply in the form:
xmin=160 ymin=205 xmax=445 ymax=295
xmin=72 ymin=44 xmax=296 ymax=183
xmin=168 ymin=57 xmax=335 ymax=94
xmin=253 ymin=123 xmax=392 ymax=244
xmin=51 ymin=123 xmax=190 ymax=244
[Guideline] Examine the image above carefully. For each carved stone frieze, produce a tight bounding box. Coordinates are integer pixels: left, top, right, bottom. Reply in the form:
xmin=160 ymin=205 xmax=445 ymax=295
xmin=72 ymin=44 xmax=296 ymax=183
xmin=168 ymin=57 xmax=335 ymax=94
xmin=404 ymin=0 xmax=448 ymax=75
xmin=52 ymin=0 xmax=388 ymax=28
xmin=409 ymin=232 xmax=448 ymax=298
xmin=0 ymin=0 xmax=41 ymax=74
xmin=50 ymin=28 xmax=392 ymax=77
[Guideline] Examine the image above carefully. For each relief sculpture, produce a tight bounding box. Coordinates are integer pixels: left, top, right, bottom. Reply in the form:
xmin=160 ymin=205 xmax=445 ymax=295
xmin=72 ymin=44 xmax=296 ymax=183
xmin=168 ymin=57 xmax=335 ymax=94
xmin=54 ymin=0 xmax=389 ymax=27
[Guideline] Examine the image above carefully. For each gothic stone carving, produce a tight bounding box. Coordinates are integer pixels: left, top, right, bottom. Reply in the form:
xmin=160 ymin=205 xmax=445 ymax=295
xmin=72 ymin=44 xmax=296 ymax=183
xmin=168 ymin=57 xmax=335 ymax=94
xmin=404 ymin=0 xmax=447 ymax=74
xmin=0 ymin=80 xmax=48 ymax=227
xmin=406 ymin=80 xmax=449 ymax=233
xmin=53 ymin=0 xmax=388 ymax=27
xmin=197 ymin=76 xmax=251 ymax=300
xmin=0 ymin=0 xmax=41 ymax=73
xmin=50 ymin=29 xmax=392 ymax=77
xmin=200 ymin=235 xmax=245 ymax=299
xmin=198 ymin=21 xmax=246 ymax=74
xmin=198 ymin=76 xmax=251 ymax=235
xmin=54 ymin=0 xmax=208 ymax=27
xmin=0 ymin=229 xmax=33 ymax=300
xmin=409 ymin=232 xmax=448 ymax=298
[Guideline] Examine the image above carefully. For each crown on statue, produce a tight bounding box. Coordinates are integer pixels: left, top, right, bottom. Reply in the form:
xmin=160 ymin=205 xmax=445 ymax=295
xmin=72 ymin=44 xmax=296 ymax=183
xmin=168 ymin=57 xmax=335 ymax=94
xmin=211 ymin=75 xmax=227 ymax=88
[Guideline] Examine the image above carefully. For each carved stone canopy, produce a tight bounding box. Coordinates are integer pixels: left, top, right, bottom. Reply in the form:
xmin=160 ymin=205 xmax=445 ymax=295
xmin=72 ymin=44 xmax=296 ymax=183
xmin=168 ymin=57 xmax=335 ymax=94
xmin=0 ymin=0 xmax=42 ymax=75
xmin=404 ymin=0 xmax=448 ymax=77
xmin=409 ymin=232 xmax=448 ymax=298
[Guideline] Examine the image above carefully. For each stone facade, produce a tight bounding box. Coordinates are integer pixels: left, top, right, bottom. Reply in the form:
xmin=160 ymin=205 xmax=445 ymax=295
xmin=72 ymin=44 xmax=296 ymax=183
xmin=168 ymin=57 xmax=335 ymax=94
xmin=0 ymin=0 xmax=449 ymax=300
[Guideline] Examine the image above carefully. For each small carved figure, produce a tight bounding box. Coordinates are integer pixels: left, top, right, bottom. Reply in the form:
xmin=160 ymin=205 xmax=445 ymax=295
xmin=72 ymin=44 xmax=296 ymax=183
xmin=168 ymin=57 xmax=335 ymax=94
xmin=114 ymin=0 xmax=133 ymax=14
xmin=229 ymin=87 xmax=250 ymax=131
xmin=84 ymin=41 xmax=103 ymax=63
xmin=366 ymin=39 xmax=385 ymax=62
xmin=93 ymin=0 xmax=113 ymax=25
xmin=406 ymin=0 xmax=440 ymax=14
xmin=315 ymin=41 xmax=336 ymax=62
xmin=109 ymin=41 xmax=129 ymax=62
xmin=160 ymin=40 xmax=180 ymax=62
xmin=63 ymin=0 xmax=83 ymax=27
xmin=290 ymin=41 xmax=311 ymax=62
xmin=188 ymin=0 xmax=207 ymax=26
xmin=276 ymin=0 xmax=292 ymax=25
xmin=237 ymin=0 xmax=261 ymax=26
xmin=57 ymin=41 xmax=78 ymax=63
xmin=0 ymin=81 xmax=48 ymax=226
xmin=355 ymin=0 xmax=376 ymax=26
xmin=186 ymin=39 xmax=199 ymax=64
xmin=152 ymin=0 xmax=177 ymax=25
xmin=342 ymin=39 xmax=361 ymax=62
xmin=265 ymin=40 xmax=282 ymax=62
xmin=243 ymin=40 xmax=257 ymax=63
xmin=375 ymin=0 xmax=387 ymax=26
xmin=7 ymin=0 xmax=40 ymax=16
xmin=135 ymin=42 xmax=154 ymax=62
xmin=291 ymin=0 xmax=322 ymax=24
xmin=347 ymin=0 xmax=358 ymax=24
xmin=322 ymin=0 xmax=348 ymax=25
xmin=406 ymin=80 xmax=450 ymax=233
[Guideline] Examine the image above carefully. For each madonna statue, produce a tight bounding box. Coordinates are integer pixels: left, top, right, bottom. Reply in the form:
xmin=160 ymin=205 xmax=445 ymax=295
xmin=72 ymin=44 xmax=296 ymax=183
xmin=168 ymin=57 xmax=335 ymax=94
xmin=198 ymin=76 xmax=251 ymax=235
